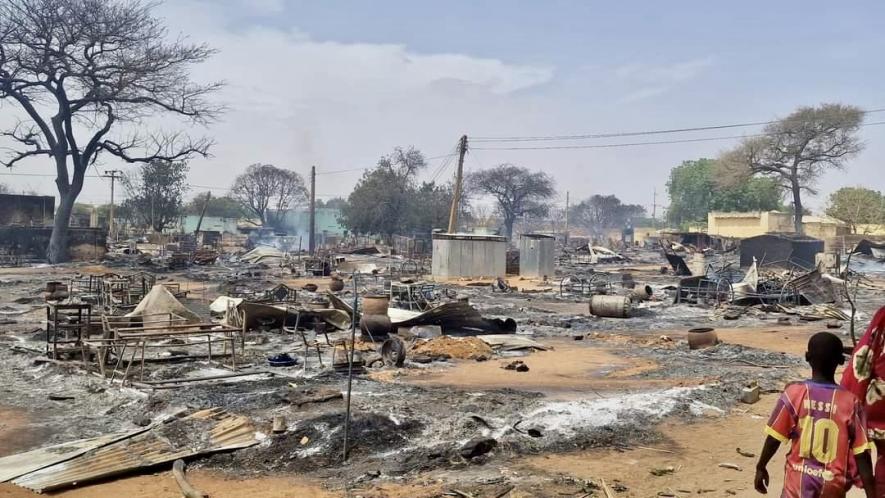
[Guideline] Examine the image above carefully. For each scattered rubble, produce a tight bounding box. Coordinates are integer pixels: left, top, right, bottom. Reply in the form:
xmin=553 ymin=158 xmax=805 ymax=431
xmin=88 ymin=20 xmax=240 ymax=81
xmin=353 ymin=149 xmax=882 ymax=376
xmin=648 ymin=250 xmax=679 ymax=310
xmin=0 ymin=235 xmax=880 ymax=495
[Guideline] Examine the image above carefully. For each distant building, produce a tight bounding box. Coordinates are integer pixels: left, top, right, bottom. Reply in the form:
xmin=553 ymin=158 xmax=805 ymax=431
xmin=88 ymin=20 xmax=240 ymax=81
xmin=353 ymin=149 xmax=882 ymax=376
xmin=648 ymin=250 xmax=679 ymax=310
xmin=800 ymin=215 xmax=849 ymax=240
xmin=602 ymin=225 xmax=660 ymax=246
xmin=708 ymin=211 xmax=848 ymax=242
xmin=280 ymin=207 xmax=347 ymax=245
xmin=180 ymin=215 xmax=240 ymax=234
xmin=0 ymin=194 xmax=54 ymax=226
xmin=855 ymin=224 xmax=885 ymax=236
xmin=707 ymin=211 xmax=795 ymax=238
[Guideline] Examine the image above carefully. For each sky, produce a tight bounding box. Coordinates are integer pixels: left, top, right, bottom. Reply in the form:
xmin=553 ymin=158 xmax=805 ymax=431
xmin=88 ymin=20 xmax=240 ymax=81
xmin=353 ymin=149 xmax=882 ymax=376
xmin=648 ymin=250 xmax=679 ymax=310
xmin=2 ymin=0 xmax=884 ymax=215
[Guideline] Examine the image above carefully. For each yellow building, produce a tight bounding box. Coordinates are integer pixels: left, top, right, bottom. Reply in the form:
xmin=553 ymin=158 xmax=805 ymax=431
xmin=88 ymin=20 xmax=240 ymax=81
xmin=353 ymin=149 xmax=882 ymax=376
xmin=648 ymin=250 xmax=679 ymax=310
xmin=707 ymin=211 xmax=849 ymax=251
xmin=707 ymin=211 xmax=794 ymax=238
xmin=801 ymin=215 xmax=849 ymax=240
xmin=855 ymin=224 xmax=885 ymax=236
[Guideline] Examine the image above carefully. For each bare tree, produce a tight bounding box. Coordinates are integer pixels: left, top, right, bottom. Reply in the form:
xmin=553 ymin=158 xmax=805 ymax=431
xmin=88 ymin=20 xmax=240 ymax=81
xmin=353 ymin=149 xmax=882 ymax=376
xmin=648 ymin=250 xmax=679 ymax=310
xmin=0 ymin=0 xmax=221 ymax=262
xmin=468 ymin=164 xmax=555 ymax=240
xmin=717 ymin=103 xmax=864 ymax=233
xmin=231 ymin=164 xmax=307 ymax=228
xmin=570 ymin=194 xmax=646 ymax=237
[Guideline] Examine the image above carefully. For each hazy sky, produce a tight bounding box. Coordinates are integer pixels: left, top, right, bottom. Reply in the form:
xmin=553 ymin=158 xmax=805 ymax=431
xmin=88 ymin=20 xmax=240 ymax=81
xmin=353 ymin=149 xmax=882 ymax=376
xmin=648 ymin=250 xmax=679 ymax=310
xmin=2 ymin=0 xmax=884 ymax=215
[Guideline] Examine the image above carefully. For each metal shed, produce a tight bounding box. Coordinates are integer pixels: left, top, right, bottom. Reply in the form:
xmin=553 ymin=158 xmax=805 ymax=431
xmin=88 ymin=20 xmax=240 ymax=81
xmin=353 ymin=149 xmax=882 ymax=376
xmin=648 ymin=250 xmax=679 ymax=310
xmin=518 ymin=233 xmax=555 ymax=278
xmin=739 ymin=233 xmax=824 ymax=269
xmin=431 ymin=232 xmax=506 ymax=278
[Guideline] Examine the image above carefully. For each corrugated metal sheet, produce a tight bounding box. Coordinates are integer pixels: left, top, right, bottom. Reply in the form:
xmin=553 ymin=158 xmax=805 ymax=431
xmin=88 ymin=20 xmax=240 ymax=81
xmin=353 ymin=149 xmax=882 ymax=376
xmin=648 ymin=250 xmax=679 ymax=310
xmin=391 ymin=301 xmax=516 ymax=333
xmin=431 ymin=234 xmax=506 ymax=278
xmin=11 ymin=408 xmax=257 ymax=493
xmin=519 ymin=234 xmax=555 ymax=278
xmin=0 ymin=430 xmax=144 ymax=483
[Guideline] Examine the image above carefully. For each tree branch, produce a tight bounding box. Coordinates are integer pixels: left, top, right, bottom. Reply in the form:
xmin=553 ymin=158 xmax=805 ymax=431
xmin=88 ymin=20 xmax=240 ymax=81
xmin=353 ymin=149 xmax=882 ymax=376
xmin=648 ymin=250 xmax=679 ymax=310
xmin=99 ymin=133 xmax=213 ymax=164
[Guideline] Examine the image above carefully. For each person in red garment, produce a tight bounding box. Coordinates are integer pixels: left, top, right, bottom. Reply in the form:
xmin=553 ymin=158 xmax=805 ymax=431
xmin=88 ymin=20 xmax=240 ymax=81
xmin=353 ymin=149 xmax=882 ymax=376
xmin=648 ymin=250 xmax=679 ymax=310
xmin=755 ymin=332 xmax=875 ymax=497
xmin=842 ymin=306 xmax=885 ymax=496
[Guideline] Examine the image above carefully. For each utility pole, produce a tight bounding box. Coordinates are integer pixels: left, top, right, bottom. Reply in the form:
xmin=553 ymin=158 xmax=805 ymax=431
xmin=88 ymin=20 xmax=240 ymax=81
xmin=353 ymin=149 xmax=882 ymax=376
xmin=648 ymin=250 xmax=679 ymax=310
xmin=564 ymin=191 xmax=570 ymax=246
xmin=309 ymin=165 xmax=316 ymax=254
xmin=447 ymin=135 xmax=468 ymax=233
xmin=102 ymin=170 xmax=123 ymax=241
xmin=194 ymin=191 xmax=211 ymax=234
xmin=652 ymin=187 xmax=657 ymax=225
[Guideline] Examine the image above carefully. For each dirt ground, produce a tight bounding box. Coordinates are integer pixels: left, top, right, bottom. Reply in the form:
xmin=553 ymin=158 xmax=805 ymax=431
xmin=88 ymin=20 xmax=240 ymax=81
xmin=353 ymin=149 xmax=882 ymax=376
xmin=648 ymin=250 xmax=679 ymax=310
xmin=0 ymin=255 xmax=876 ymax=498
xmin=520 ymin=392 xmax=867 ymax=498
xmin=0 ymin=324 xmax=831 ymax=498
xmin=2 ymin=393 xmax=864 ymax=498
xmin=399 ymin=339 xmax=671 ymax=397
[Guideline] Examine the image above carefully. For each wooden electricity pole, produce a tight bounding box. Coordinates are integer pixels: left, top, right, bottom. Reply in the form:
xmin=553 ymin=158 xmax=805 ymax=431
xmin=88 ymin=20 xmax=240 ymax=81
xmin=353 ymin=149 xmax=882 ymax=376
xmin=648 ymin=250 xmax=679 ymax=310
xmin=309 ymin=165 xmax=316 ymax=254
xmin=447 ymin=135 xmax=468 ymax=233
xmin=194 ymin=191 xmax=211 ymax=234
xmin=564 ymin=191 xmax=570 ymax=245
xmin=102 ymin=169 xmax=123 ymax=241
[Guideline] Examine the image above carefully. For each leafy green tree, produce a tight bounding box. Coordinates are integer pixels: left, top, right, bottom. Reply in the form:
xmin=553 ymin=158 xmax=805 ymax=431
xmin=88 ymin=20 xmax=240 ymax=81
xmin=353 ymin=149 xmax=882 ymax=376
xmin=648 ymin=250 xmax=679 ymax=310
xmin=185 ymin=193 xmax=244 ymax=218
xmin=317 ymin=197 xmax=348 ymax=210
xmin=407 ymin=182 xmax=454 ymax=234
xmin=339 ymin=147 xmax=427 ymax=238
xmin=667 ymin=158 xmax=782 ymax=226
xmin=122 ymin=160 xmax=189 ymax=232
xmin=717 ymin=103 xmax=864 ymax=233
xmin=826 ymin=187 xmax=885 ymax=233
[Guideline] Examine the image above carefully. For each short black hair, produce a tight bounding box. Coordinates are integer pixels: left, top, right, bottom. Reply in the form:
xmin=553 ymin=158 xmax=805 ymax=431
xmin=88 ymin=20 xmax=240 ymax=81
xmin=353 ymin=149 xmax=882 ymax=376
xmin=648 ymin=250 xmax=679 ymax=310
xmin=806 ymin=332 xmax=845 ymax=370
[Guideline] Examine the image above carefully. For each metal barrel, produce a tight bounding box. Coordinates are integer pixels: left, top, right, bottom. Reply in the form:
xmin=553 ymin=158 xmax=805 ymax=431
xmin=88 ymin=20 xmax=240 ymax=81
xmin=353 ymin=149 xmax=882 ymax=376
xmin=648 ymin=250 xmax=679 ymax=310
xmin=588 ymin=295 xmax=631 ymax=318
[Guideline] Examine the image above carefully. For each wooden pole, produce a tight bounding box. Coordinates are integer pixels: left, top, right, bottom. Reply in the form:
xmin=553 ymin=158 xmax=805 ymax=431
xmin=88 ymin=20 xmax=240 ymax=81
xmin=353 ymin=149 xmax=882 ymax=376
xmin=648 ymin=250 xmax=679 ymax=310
xmin=103 ymin=169 xmax=122 ymax=241
xmin=343 ymin=272 xmax=358 ymax=461
xmin=194 ymin=191 xmax=211 ymax=234
xmin=564 ymin=191 xmax=570 ymax=246
xmin=309 ymin=165 xmax=316 ymax=254
xmin=447 ymin=135 xmax=468 ymax=233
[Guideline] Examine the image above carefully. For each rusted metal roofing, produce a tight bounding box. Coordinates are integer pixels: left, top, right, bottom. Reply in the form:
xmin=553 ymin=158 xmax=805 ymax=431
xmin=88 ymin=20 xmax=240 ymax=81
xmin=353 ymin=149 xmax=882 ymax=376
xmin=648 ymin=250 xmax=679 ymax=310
xmin=0 ymin=429 xmax=144 ymax=482
xmin=10 ymin=408 xmax=257 ymax=493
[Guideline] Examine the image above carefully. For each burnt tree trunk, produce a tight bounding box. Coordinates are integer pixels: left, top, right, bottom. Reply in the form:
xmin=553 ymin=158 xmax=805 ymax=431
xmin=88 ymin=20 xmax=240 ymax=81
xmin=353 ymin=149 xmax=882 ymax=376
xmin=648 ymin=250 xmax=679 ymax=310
xmin=791 ymin=177 xmax=803 ymax=234
xmin=503 ymin=215 xmax=515 ymax=241
xmin=47 ymin=150 xmax=86 ymax=264
xmin=47 ymin=191 xmax=77 ymax=263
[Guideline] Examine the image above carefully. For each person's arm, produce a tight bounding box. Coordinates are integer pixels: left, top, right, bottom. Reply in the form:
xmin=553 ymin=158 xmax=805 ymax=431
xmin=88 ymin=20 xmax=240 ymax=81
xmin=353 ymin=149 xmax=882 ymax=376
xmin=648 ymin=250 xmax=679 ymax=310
xmin=855 ymin=450 xmax=876 ymax=498
xmin=850 ymin=399 xmax=875 ymax=497
xmin=754 ymin=436 xmax=781 ymax=494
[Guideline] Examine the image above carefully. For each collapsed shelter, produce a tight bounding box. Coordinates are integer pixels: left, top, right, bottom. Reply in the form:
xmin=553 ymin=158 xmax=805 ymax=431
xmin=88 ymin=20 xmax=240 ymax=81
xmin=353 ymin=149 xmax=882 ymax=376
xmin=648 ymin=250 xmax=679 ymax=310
xmin=739 ymin=233 xmax=824 ymax=269
xmin=0 ymin=194 xmax=54 ymax=226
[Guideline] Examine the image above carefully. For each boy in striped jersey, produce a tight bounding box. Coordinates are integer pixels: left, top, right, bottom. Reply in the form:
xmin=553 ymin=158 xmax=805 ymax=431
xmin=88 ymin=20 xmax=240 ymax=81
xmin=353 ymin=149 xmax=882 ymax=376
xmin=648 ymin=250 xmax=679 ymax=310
xmin=755 ymin=332 xmax=875 ymax=497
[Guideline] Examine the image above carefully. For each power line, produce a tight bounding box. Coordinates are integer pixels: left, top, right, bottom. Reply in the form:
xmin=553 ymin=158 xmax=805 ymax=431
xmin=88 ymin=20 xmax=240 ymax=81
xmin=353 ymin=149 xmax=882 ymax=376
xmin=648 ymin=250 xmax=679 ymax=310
xmin=0 ymin=172 xmax=103 ymax=178
xmin=315 ymin=166 xmax=370 ymax=176
xmin=427 ymin=148 xmax=457 ymax=184
xmin=472 ymin=121 xmax=885 ymax=151
xmin=470 ymin=108 xmax=885 ymax=142
xmin=315 ymin=151 xmax=457 ymax=176
xmin=474 ymin=134 xmax=763 ymax=151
